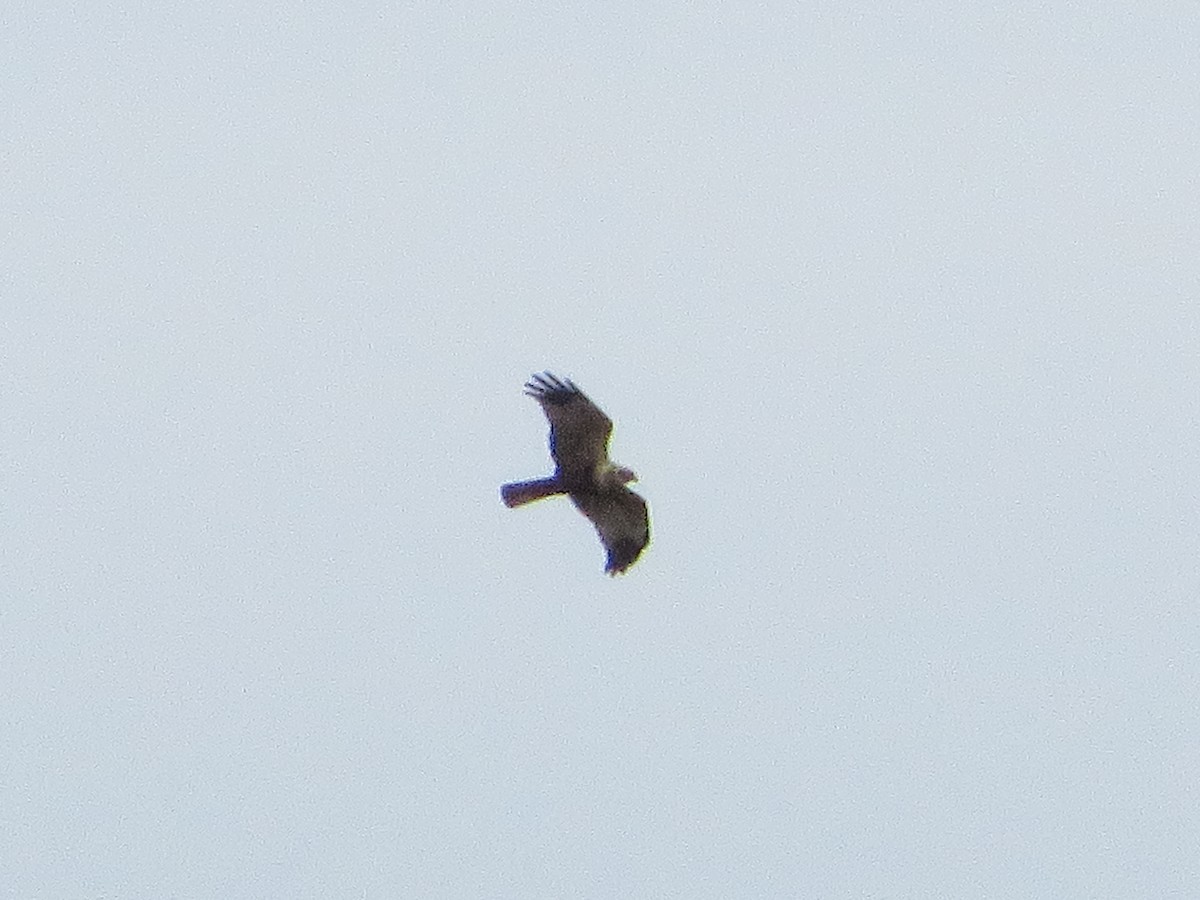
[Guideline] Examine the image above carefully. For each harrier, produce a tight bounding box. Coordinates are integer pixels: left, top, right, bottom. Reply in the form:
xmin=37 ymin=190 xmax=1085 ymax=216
xmin=501 ymin=373 xmax=650 ymax=574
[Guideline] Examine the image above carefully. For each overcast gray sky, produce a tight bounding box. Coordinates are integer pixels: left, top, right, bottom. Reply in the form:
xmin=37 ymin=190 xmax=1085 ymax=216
xmin=4 ymin=3 xmax=1199 ymax=897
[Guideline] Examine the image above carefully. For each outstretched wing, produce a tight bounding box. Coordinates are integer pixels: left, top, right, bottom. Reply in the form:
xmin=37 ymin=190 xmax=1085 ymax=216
xmin=525 ymin=372 xmax=612 ymax=477
xmin=571 ymin=487 xmax=650 ymax=575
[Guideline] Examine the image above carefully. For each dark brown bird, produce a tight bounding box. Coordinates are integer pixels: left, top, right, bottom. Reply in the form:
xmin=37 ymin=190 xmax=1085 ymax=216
xmin=501 ymin=373 xmax=650 ymax=574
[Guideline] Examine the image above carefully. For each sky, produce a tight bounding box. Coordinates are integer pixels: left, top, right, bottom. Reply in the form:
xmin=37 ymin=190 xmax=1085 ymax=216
xmin=4 ymin=2 xmax=1199 ymax=897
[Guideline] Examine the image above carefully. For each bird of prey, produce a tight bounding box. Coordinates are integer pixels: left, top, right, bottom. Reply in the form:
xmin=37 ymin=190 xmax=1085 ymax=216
xmin=501 ymin=372 xmax=650 ymax=574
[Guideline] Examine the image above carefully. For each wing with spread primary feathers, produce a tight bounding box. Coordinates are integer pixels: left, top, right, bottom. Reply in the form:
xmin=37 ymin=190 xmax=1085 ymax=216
xmin=570 ymin=487 xmax=650 ymax=575
xmin=525 ymin=372 xmax=613 ymax=477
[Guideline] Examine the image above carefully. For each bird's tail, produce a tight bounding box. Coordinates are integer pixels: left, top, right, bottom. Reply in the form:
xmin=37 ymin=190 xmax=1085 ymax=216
xmin=500 ymin=477 xmax=564 ymax=508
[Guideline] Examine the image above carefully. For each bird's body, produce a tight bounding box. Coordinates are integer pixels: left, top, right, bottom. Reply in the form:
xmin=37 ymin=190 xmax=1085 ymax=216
xmin=501 ymin=373 xmax=650 ymax=574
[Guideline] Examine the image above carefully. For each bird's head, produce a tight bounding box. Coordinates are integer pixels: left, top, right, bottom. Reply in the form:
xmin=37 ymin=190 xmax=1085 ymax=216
xmin=610 ymin=463 xmax=638 ymax=485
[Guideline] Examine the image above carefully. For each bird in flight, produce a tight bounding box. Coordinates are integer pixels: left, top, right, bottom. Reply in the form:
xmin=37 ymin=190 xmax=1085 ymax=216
xmin=501 ymin=373 xmax=650 ymax=575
